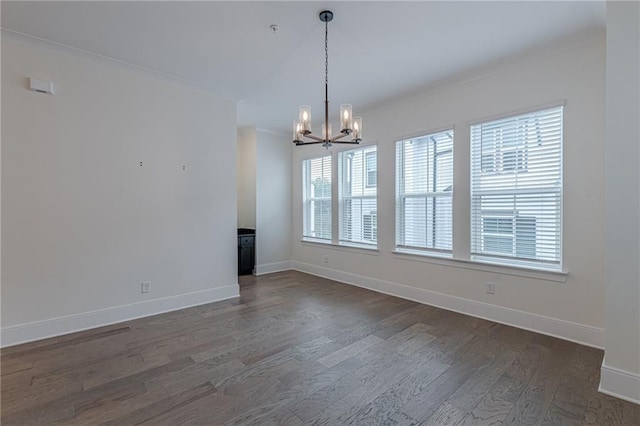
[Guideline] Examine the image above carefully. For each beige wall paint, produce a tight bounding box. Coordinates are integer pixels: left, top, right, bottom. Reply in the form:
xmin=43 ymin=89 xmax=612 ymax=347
xmin=1 ymin=40 xmax=238 ymax=344
xmin=236 ymin=127 xmax=292 ymax=273
xmin=255 ymin=130 xmax=291 ymax=271
xmin=601 ymin=0 xmax=640 ymax=403
xmin=237 ymin=126 xmax=257 ymax=229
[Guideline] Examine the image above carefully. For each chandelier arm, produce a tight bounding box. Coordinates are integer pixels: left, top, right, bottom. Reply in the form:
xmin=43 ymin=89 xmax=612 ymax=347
xmin=295 ymin=140 xmax=327 ymax=146
xmin=330 ymin=133 xmax=349 ymax=142
xmin=304 ymin=134 xmax=325 ymax=142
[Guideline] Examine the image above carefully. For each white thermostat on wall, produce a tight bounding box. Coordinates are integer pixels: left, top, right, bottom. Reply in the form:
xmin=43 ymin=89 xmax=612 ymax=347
xmin=29 ymin=78 xmax=55 ymax=95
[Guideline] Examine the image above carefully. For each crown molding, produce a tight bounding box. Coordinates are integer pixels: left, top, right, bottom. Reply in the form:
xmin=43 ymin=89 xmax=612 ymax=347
xmin=1 ymin=28 xmax=237 ymax=103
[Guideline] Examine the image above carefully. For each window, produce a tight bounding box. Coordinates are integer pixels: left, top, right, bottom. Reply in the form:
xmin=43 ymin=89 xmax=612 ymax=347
xmin=339 ymin=146 xmax=377 ymax=246
xmin=365 ymin=151 xmax=377 ymax=187
xmin=471 ymin=106 xmax=562 ymax=269
xmin=396 ymin=130 xmax=453 ymax=254
xmin=302 ymin=156 xmax=331 ymax=241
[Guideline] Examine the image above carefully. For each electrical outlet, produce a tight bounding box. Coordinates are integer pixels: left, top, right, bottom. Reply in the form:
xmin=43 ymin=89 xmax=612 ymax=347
xmin=485 ymin=282 xmax=495 ymax=294
xmin=323 ymin=255 xmax=329 ymax=264
xmin=141 ymin=281 xmax=151 ymax=294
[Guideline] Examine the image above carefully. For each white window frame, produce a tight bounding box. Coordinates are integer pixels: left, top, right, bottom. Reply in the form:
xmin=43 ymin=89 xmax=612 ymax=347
xmin=395 ymin=129 xmax=454 ymax=256
xmin=338 ymin=145 xmax=378 ymax=248
xmin=302 ymin=155 xmax=332 ymax=242
xmin=470 ymin=106 xmax=563 ymax=270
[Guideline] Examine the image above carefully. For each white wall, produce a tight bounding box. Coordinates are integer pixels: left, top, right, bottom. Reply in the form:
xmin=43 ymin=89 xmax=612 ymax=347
xmin=255 ymin=130 xmax=292 ymax=274
xmin=601 ymin=0 xmax=640 ymax=404
xmin=1 ymin=39 xmax=238 ymax=346
xmin=237 ymin=126 xmax=256 ymax=229
xmin=235 ymin=127 xmax=292 ymax=274
xmin=291 ymin=34 xmax=606 ymax=347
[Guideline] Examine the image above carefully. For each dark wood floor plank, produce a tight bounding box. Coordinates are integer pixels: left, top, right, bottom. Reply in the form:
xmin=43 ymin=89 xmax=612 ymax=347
xmin=344 ymin=357 xmax=449 ymax=425
xmin=290 ymin=360 xmax=374 ymax=421
xmin=66 ymin=384 xmax=167 ymax=425
xmin=423 ymin=401 xmax=468 ymax=426
xmin=280 ymin=357 xmax=363 ymax=416
xmin=1 ymin=325 xmax=131 ymax=359
xmin=500 ymin=338 xmax=575 ymax=425
xmin=101 ymin=382 xmax=218 ymax=426
xmin=0 ymin=358 xmax=34 ymax=376
xmin=622 ymin=399 xmax=640 ymax=425
xmin=582 ymin=391 xmax=627 ymax=426
xmin=317 ymin=333 xmax=384 ymax=368
xmin=2 ymin=357 xmax=194 ymax=424
xmin=2 ymin=271 xmax=638 ymax=425
xmin=135 ymin=391 xmax=233 ymax=425
xmin=306 ymin=351 xmax=419 ymax=425
xmin=144 ymin=358 xmax=246 ymax=395
xmin=447 ymin=346 xmax=519 ymax=412
xmin=541 ymin=373 xmax=592 ymax=426
xmin=212 ymin=336 xmax=337 ymax=392
xmin=463 ymin=392 xmax=514 ymax=425
xmin=400 ymin=352 xmax=491 ymax=422
xmin=1 ymin=369 xmax=84 ymax=416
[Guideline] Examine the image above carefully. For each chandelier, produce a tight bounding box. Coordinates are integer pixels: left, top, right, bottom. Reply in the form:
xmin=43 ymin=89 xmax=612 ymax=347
xmin=293 ymin=10 xmax=362 ymax=149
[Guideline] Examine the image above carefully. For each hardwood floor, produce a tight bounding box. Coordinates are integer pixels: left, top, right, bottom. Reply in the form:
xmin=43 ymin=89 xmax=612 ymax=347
xmin=2 ymin=271 xmax=638 ymax=425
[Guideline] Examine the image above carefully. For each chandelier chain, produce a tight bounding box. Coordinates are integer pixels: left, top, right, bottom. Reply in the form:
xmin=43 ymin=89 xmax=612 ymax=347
xmin=324 ymin=20 xmax=328 ymax=85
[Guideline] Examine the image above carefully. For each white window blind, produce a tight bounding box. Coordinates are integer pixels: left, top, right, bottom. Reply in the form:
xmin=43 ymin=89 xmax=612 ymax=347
xmin=471 ymin=106 xmax=563 ymax=269
xmin=339 ymin=146 xmax=377 ymax=246
xmin=396 ymin=130 xmax=453 ymax=253
xmin=302 ymin=156 xmax=332 ymax=241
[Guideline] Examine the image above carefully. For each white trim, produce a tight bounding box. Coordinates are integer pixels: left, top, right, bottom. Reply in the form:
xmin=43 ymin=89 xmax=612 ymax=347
xmin=467 ymin=100 xmax=566 ymax=127
xmin=394 ymin=125 xmax=457 ymax=146
xmin=599 ymin=361 xmax=640 ymax=405
xmin=0 ymin=285 xmax=239 ymax=348
xmin=392 ymin=251 xmax=568 ymax=282
xmin=301 ymin=240 xmax=380 ymax=256
xmin=255 ymin=261 xmax=293 ymax=276
xmin=291 ymin=261 xmax=603 ymax=348
xmin=0 ymin=28 xmax=235 ymax=102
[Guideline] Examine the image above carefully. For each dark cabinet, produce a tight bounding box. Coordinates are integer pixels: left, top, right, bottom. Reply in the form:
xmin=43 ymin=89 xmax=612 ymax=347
xmin=238 ymin=228 xmax=255 ymax=275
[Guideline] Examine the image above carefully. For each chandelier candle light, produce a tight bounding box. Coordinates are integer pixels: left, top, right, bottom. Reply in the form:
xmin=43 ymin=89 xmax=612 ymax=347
xmin=293 ymin=10 xmax=362 ymax=148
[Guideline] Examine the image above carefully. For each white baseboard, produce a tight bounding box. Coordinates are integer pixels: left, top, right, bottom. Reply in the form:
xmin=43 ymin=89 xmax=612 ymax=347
xmin=255 ymin=261 xmax=293 ymax=276
xmin=291 ymin=261 xmax=604 ymax=349
xmin=599 ymin=362 xmax=640 ymax=405
xmin=0 ymin=284 xmax=239 ymax=348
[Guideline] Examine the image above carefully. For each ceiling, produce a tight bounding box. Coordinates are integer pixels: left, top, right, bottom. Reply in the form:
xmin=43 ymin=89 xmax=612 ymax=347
xmin=1 ymin=1 xmax=605 ymax=135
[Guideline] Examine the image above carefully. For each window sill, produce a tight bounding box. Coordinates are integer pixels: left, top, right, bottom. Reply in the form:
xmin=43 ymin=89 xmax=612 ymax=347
xmin=301 ymin=237 xmax=332 ymax=245
xmin=301 ymin=239 xmax=380 ymax=256
xmin=392 ymin=250 xmax=568 ymax=282
xmin=395 ymin=248 xmax=453 ymax=259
